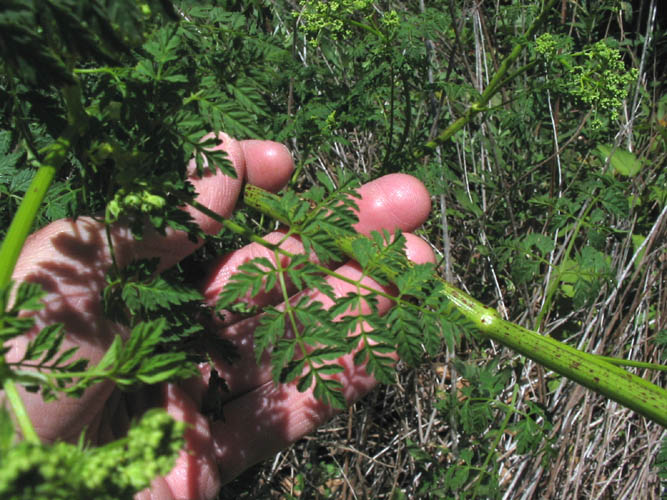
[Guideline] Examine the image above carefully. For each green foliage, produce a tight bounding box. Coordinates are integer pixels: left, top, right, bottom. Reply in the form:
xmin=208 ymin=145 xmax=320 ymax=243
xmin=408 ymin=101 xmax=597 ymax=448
xmin=0 ymin=407 xmax=184 ymax=500
xmin=104 ymin=258 xmax=204 ymax=320
xmin=300 ymin=0 xmax=375 ymax=43
xmin=1 ymin=0 xmax=281 ymax=239
xmin=657 ymin=434 xmax=667 ymax=485
xmin=1 ymin=279 xmax=198 ymax=399
xmin=225 ymin=184 xmax=479 ymax=409
xmin=0 ymin=275 xmax=195 ymax=497
xmin=596 ymin=144 xmax=642 ymax=177
xmin=406 ymin=363 xmax=555 ymax=499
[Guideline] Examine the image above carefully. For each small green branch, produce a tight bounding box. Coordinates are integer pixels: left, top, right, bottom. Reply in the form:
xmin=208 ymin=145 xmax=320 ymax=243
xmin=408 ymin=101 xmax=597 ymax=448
xmin=2 ymin=379 xmax=39 ymax=444
xmin=491 ymin=60 xmax=539 ymax=97
xmin=423 ymin=0 xmax=557 ymax=152
xmin=347 ymin=19 xmax=383 ymax=39
xmin=535 ymin=192 xmax=598 ymax=330
xmin=593 ymin=356 xmax=667 ymax=372
xmin=186 ymin=198 xmax=280 ymax=251
xmin=471 ymin=385 xmax=518 ymax=498
xmin=274 ymin=248 xmax=314 ymax=374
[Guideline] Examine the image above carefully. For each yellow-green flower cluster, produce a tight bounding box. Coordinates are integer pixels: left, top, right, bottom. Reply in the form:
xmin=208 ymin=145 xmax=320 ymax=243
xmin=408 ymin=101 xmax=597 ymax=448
xmin=536 ymin=34 xmax=638 ymax=129
xmin=569 ymin=40 xmax=637 ymax=122
xmin=298 ymin=0 xmax=373 ymax=45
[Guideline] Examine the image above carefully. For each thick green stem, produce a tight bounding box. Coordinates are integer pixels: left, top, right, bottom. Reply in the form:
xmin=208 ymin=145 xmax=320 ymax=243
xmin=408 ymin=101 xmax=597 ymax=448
xmin=0 ymin=128 xmax=79 ymax=306
xmin=243 ymin=184 xmax=667 ymax=427
xmin=0 ymin=81 xmax=87 ymax=305
xmin=0 ymin=83 xmax=87 ymax=443
xmin=435 ymin=279 xmax=667 ymax=426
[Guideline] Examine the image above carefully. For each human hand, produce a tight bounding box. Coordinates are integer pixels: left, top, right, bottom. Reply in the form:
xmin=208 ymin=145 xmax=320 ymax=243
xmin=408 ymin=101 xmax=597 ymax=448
xmin=5 ymin=134 xmax=433 ymax=499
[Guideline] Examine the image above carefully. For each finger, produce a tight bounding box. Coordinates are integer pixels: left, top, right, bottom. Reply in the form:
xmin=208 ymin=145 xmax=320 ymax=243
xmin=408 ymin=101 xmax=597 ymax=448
xmin=202 ymin=173 xmax=432 ymax=318
xmin=135 ymin=477 xmax=175 ymax=500
xmin=241 ymin=140 xmax=294 ymax=193
xmin=135 ymin=384 xmax=221 ymax=500
xmin=4 ymin=135 xmax=293 ymax=442
xmin=352 ymin=173 xmax=431 ymax=235
xmin=182 ymin=137 xmax=294 ymax=241
xmin=159 ymin=384 xmax=221 ymax=500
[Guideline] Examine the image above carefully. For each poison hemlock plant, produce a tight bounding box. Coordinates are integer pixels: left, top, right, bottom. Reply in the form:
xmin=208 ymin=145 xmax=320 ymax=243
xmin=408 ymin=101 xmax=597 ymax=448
xmin=535 ymin=34 xmax=638 ymax=131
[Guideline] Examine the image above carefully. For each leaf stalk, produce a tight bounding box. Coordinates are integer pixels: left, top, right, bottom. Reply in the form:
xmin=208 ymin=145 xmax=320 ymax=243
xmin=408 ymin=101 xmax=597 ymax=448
xmin=242 ymin=183 xmax=667 ymax=427
xmin=0 ymin=82 xmax=88 ymax=443
xmin=2 ymin=378 xmax=39 ymax=444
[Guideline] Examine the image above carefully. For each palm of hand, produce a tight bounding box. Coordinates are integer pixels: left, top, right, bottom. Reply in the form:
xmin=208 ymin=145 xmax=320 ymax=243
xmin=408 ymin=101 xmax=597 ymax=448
xmin=5 ymin=134 xmax=432 ymax=499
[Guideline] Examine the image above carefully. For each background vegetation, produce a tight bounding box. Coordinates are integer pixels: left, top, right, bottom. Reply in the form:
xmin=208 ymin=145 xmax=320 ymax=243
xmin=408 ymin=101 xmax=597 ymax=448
xmin=1 ymin=0 xmax=665 ymax=498
xmin=218 ymin=0 xmax=667 ymax=497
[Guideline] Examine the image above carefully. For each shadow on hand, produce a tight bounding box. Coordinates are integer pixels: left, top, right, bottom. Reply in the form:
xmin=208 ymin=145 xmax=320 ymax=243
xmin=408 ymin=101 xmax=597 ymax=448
xmin=210 ymin=349 xmax=379 ymax=485
xmin=10 ymin=217 xmax=134 ymax=442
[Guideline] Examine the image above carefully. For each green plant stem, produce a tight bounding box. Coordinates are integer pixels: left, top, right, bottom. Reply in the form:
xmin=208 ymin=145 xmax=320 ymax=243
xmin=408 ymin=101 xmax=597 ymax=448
xmin=242 ymin=184 xmax=667 ymax=427
xmin=534 ymin=192 xmax=598 ymax=330
xmin=0 ymin=126 xmax=81 ymax=307
xmin=593 ymin=356 xmax=667 ymax=372
xmin=274 ymin=247 xmax=316 ymax=375
xmin=471 ymin=385 xmax=518 ymax=498
xmin=0 ymin=82 xmax=87 ymax=444
xmin=423 ymin=0 xmax=557 ymax=152
xmin=2 ymin=378 xmax=39 ymax=444
xmin=0 ymin=80 xmax=87 ymax=305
